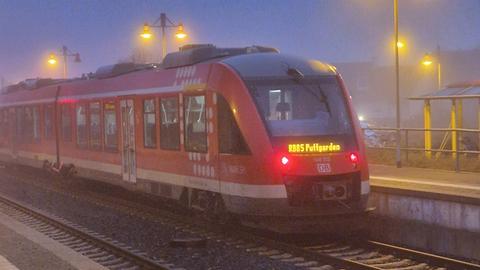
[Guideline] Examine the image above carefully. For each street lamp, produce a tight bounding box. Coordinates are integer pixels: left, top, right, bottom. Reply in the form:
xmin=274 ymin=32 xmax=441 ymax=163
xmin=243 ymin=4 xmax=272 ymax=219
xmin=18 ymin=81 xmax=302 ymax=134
xmin=140 ymin=12 xmax=187 ymax=59
xmin=47 ymin=54 xmax=57 ymax=65
xmin=421 ymin=46 xmax=442 ymax=90
xmin=393 ymin=0 xmax=401 ymax=168
xmin=47 ymin=46 xmax=81 ymax=79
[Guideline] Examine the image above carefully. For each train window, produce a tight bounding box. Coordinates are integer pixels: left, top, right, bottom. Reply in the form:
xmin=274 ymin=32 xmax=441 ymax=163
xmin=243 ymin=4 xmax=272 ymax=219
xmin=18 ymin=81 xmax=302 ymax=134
xmin=143 ymin=99 xmax=157 ymax=148
xmin=23 ymin=107 xmax=34 ymax=142
xmin=0 ymin=109 xmax=4 ymax=138
xmin=184 ymin=95 xmax=207 ymax=152
xmin=76 ymin=104 xmax=87 ymax=147
xmin=15 ymin=107 xmax=23 ymax=143
xmin=33 ymin=106 xmax=40 ymax=142
xmin=104 ymin=102 xmax=118 ymax=150
xmin=160 ymin=97 xmax=180 ymax=150
xmin=0 ymin=109 xmax=5 ymax=138
xmin=217 ymin=95 xmax=250 ymax=155
xmin=89 ymin=102 xmax=101 ymax=149
xmin=44 ymin=105 xmax=54 ymax=139
xmin=61 ymin=104 xmax=73 ymax=141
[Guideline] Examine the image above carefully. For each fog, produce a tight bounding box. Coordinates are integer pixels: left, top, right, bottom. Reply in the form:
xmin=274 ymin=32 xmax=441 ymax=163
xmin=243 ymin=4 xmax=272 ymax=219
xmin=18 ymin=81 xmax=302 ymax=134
xmin=1 ymin=0 xmax=479 ymax=126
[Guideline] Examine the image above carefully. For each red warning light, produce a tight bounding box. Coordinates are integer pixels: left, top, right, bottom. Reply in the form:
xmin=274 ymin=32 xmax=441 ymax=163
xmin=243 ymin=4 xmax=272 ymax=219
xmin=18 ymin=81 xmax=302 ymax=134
xmin=349 ymin=153 xmax=359 ymax=163
xmin=281 ymin=156 xmax=289 ymax=166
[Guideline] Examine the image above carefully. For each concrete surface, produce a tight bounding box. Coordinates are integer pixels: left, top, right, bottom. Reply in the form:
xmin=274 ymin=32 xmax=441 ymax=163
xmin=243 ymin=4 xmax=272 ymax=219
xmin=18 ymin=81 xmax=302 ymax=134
xmin=0 ymin=256 xmax=19 ymax=270
xmin=0 ymin=211 xmax=107 ymax=270
xmin=367 ymin=164 xmax=480 ymax=260
xmin=370 ymin=164 xmax=480 ymax=200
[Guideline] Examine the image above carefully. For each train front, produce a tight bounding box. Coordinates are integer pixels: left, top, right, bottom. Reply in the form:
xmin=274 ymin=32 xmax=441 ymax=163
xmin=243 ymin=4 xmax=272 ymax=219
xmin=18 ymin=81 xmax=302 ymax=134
xmin=222 ymin=53 xmax=371 ymax=233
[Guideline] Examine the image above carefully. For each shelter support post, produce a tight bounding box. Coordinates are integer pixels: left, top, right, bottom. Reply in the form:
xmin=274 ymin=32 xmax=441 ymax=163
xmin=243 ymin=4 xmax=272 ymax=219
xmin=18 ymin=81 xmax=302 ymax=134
xmin=457 ymin=100 xmax=463 ymax=157
xmin=451 ymin=99 xmax=457 ymax=159
xmin=457 ymin=100 xmax=463 ymax=129
xmin=423 ymin=100 xmax=432 ymax=158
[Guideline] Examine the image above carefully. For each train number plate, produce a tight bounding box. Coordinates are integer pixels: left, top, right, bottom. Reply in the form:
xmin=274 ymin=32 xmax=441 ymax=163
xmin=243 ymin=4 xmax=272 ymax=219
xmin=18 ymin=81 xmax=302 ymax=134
xmin=316 ymin=163 xmax=331 ymax=173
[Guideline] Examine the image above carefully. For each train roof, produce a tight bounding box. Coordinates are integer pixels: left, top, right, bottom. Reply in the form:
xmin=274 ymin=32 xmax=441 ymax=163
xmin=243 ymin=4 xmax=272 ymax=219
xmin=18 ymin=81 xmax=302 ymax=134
xmin=222 ymin=53 xmax=337 ymax=78
xmin=0 ymin=44 xmax=338 ymax=107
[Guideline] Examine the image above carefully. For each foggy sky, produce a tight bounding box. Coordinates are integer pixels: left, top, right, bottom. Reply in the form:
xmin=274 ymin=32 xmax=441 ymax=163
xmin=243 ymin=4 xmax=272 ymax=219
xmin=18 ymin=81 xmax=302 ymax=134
xmin=0 ymin=0 xmax=479 ymax=82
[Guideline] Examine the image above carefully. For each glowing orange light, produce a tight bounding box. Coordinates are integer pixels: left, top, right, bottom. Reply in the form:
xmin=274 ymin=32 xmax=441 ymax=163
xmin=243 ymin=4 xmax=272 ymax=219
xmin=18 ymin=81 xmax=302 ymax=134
xmin=396 ymin=41 xmax=405 ymax=49
xmin=175 ymin=24 xmax=187 ymax=39
xmin=140 ymin=24 xmax=152 ymax=39
xmin=422 ymin=53 xmax=434 ymax=66
xmin=47 ymin=54 xmax=57 ymax=65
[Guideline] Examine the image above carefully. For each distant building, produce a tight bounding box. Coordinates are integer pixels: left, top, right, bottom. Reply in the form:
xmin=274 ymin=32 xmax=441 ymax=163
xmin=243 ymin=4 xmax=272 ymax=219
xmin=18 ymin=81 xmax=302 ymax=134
xmin=333 ymin=47 xmax=480 ymax=128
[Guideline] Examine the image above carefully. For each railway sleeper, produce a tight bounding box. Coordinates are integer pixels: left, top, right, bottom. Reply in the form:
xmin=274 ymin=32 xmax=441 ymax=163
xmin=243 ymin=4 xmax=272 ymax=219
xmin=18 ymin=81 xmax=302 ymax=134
xmin=371 ymin=259 xmax=414 ymax=269
xmin=356 ymin=254 xmax=395 ymax=264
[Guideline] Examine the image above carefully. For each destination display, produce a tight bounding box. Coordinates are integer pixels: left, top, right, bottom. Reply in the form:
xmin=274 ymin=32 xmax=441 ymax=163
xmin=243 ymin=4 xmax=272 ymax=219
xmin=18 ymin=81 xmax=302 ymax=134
xmin=288 ymin=142 xmax=341 ymax=153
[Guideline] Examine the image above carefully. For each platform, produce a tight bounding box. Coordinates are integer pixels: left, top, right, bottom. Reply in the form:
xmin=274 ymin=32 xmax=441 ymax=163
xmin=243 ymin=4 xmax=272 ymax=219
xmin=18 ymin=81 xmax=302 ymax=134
xmin=367 ymin=164 xmax=480 ymax=260
xmin=0 ymin=210 xmax=107 ymax=270
xmin=369 ymin=164 xmax=480 ymax=204
xmin=0 ymin=256 xmax=18 ymax=270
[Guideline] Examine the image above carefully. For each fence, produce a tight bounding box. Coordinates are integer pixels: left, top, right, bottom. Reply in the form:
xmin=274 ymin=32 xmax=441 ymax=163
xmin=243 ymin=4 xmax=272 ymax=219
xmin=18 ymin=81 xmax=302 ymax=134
xmin=362 ymin=127 xmax=480 ymax=172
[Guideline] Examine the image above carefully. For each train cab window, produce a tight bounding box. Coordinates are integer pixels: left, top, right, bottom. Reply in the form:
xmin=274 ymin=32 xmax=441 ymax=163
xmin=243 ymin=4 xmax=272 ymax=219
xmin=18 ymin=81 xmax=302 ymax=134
xmin=32 ymin=106 xmax=40 ymax=142
xmin=247 ymin=77 xmax=352 ymax=137
xmin=76 ymin=104 xmax=87 ymax=147
xmin=184 ymin=95 xmax=207 ymax=152
xmin=143 ymin=99 xmax=157 ymax=148
xmin=217 ymin=95 xmax=250 ymax=155
xmin=160 ymin=97 xmax=180 ymax=150
xmin=61 ymin=104 xmax=73 ymax=141
xmin=89 ymin=102 xmax=101 ymax=149
xmin=104 ymin=102 xmax=118 ymax=150
xmin=44 ymin=105 xmax=54 ymax=139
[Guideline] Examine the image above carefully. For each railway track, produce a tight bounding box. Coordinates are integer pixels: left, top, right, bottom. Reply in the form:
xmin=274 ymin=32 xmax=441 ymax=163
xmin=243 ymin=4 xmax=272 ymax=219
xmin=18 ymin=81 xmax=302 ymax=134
xmin=0 ymin=194 xmax=175 ymax=270
xmin=2 ymin=166 xmax=480 ymax=270
xmin=301 ymin=240 xmax=480 ymax=270
xmin=64 ymin=177 xmax=480 ymax=270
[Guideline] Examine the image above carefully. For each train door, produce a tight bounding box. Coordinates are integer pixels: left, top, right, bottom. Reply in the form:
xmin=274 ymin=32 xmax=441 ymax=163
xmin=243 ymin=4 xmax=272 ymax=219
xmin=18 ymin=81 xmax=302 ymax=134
xmin=216 ymin=93 xmax=251 ymax=195
xmin=120 ymin=99 xmax=136 ymax=183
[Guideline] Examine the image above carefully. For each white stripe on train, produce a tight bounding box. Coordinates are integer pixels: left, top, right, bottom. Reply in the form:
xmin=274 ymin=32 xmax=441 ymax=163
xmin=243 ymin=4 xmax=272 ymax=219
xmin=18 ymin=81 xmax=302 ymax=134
xmin=0 ymin=148 xmax=369 ymax=198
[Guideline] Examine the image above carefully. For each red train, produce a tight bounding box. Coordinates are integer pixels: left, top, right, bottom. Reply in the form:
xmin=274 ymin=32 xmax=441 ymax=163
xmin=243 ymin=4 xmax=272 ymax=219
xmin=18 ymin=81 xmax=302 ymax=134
xmin=0 ymin=44 xmax=370 ymax=232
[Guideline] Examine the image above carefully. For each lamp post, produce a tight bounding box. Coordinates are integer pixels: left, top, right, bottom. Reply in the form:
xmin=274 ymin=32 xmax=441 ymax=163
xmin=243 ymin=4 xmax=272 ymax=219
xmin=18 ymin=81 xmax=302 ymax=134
xmin=140 ymin=13 xmax=187 ymax=59
xmin=422 ymin=45 xmax=442 ymax=90
xmin=394 ymin=0 xmax=401 ymax=168
xmin=47 ymin=46 xmax=81 ymax=79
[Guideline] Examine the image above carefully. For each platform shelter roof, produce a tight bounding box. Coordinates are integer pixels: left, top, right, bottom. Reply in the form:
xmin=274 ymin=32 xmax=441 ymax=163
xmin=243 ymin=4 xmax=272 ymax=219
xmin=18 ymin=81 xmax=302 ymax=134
xmin=409 ymin=81 xmax=480 ymax=100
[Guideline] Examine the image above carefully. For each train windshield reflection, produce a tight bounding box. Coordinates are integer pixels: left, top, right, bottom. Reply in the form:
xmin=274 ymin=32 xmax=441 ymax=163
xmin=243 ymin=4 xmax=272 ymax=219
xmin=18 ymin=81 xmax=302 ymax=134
xmin=247 ymin=76 xmax=353 ymax=137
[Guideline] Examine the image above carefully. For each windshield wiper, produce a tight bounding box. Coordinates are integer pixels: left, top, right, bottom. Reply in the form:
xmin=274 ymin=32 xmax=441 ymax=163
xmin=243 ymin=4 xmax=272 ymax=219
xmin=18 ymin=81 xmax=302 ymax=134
xmin=299 ymin=80 xmax=331 ymax=116
xmin=286 ymin=68 xmax=331 ymax=116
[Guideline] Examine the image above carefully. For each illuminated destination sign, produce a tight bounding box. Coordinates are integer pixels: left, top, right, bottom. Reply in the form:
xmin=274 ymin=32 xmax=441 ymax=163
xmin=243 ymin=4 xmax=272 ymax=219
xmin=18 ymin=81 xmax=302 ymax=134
xmin=288 ymin=142 xmax=341 ymax=153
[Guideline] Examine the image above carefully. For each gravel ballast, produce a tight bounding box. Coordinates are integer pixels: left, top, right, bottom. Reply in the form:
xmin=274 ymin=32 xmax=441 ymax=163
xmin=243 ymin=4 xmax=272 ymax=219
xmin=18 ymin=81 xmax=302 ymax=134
xmin=0 ymin=166 xmax=313 ymax=270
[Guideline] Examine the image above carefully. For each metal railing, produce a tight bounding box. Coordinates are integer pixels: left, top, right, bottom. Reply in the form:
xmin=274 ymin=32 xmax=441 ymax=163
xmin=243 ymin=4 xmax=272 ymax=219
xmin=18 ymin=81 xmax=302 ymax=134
xmin=362 ymin=127 xmax=480 ymax=172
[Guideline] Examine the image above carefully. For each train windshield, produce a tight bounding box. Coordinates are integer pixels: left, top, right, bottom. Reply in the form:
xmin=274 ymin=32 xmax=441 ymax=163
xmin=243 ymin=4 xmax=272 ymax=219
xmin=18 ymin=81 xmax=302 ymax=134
xmin=247 ymin=76 xmax=352 ymax=137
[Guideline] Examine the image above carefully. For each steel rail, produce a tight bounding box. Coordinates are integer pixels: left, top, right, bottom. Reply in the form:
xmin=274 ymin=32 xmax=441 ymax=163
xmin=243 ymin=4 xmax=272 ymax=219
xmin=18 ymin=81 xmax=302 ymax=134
xmin=0 ymin=193 xmax=170 ymax=270
xmin=365 ymin=240 xmax=480 ymax=270
xmin=3 ymin=167 xmax=479 ymax=270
